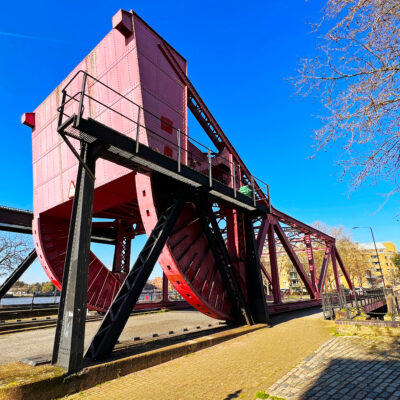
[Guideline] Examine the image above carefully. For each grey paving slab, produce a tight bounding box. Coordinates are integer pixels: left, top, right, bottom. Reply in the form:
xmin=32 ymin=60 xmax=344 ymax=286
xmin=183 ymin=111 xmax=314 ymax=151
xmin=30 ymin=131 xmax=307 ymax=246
xmin=267 ymin=336 xmax=400 ymax=400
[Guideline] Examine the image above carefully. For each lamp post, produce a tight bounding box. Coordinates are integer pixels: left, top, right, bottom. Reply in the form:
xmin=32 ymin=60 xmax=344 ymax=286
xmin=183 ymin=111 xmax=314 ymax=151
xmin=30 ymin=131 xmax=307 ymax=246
xmin=353 ymin=226 xmax=386 ymax=288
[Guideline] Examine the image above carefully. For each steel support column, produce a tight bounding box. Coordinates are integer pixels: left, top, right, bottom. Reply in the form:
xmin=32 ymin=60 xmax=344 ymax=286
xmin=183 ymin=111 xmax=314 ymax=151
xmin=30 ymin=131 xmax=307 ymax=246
xmin=256 ymin=218 xmax=272 ymax=284
xmin=260 ymin=262 xmax=273 ymax=285
xmin=243 ymin=214 xmax=269 ymax=324
xmin=334 ymin=246 xmax=354 ymax=290
xmin=0 ymin=249 xmax=37 ymax=299
xmin=256 ymin=217 xmax=269 ymax=255
xmin=52 ymin=141 xmax=103 ymax=373
xmin=304 ymin=234 xmax=318 ymax=295
xmin=274 ymin=223 xmax=316 ymax=298
xmin=318 ymin=245 xmax=332 ymax=293
xmin=267 ymin=223 xmax=281 ymax=304
xmin=85 ymin=191 xmax=187 ymax=360
xmin=162 ymin=272 xmax=169 ymax=303
xmin=331 ymin=246 xmax=341 ymax=292
xmin=112 ymin=220 xmax=133 ymax=282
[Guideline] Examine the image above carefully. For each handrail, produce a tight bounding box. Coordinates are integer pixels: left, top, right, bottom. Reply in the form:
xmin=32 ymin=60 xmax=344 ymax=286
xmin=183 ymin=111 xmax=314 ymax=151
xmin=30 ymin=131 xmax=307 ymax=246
xmin=57 ymin=70 xmax=271 ymax=205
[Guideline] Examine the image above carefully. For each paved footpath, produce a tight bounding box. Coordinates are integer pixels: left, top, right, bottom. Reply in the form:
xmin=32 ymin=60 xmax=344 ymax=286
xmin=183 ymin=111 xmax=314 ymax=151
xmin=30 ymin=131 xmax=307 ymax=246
xmin=267 ymin=335 xmax=400 ymax=400
xmin=65 ymin=309 xmax=333 ymax=400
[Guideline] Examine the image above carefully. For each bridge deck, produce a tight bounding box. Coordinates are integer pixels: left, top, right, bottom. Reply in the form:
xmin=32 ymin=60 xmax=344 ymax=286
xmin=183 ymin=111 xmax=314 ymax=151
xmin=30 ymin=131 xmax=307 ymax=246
xmin=61 ymin=116 xmax=268 ymax=214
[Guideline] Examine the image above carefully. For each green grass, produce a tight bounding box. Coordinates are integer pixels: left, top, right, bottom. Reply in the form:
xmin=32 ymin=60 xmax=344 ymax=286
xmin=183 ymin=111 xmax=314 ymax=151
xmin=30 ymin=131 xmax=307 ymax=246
xmin=255 ymin=393 xmax=286 ymax=400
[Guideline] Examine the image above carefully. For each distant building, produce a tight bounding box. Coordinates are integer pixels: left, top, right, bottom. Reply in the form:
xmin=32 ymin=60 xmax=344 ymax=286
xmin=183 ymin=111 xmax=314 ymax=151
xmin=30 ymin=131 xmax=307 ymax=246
xmin=260 ymin=241 xmax=399 ymax=293
xmin=7 ymin=287 xmax=28 ymax=295
xmin=261 ymin=251 xmax=309 ymax=294
xmin=359 ymin=242 xmax=398 ymax=287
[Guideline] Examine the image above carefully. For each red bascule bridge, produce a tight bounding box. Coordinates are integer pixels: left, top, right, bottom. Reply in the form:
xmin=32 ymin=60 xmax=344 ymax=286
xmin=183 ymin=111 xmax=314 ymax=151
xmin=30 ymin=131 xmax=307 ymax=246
xmin=17 ymin=9 xmax=353 ymax=373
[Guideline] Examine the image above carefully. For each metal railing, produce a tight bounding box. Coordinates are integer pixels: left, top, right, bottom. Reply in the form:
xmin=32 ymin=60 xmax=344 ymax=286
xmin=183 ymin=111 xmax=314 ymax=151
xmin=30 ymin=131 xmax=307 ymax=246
xmin=57 ymin=70 xmax=271 ymax=208
xmin=321 ymin=288 xmax=397 ymax=320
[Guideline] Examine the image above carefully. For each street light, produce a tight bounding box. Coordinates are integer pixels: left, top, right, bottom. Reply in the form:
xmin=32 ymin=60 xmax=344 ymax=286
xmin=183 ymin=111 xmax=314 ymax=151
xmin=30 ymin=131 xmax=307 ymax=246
xmin=352 ymin=226 xmax=386 ymax=288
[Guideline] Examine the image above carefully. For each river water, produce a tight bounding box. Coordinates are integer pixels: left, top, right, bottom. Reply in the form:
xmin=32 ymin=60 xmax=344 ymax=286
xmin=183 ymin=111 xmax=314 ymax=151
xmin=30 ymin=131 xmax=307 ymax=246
xmin=0 ymin=296 xmax=60 ymax=306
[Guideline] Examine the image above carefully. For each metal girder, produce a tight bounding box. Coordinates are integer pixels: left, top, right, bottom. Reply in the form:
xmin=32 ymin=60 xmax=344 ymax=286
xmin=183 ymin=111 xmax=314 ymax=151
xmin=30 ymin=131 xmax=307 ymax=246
xmin=69 ymin=117 xmax=263 ymax=213
xmin=85 ymin=191 xmax=187 ymax=360
xmin=304 ymin=234 xmax=318 ymax=294
xmin=0 ymin=205 xmax=116 ymax=243
xmin=194 ymin=192 xmax=252 ymax=325
xmin=267 ymin=223 xmax=281 ymax=304
xmin=52 ymin=140 xmax=103 ymax=373
xmin=0 ymin=249 xmax=37 ymax=299
xmin=256 ymin=217 xmax=269 ymax=256
xmin=162 ymin=272 xmax=169 ymax=303
xmin=256 ymin=217 xmax=272 ymax=285
xmin=243 ymin=214 xmax=270 ymax=324
xmin=0 ymin=206 xmax=33 ymax=234
xmin=112 ymin=220 xmax=133 ymax=281
xmin=0 ymin=206 xmax=33 ymax=229
xmin=274 ymin=222 xmax=317 ymax=299
xmin=260 ymin=263 xmax=273 ymax=285
xmin=271 ymin=207 xmax=334 ymax=243
xmin=318 ymin=245 xmax=333 ymax=293
xmin=331 ymin=246 xmax=341 ymax=292
xmin=0 ymin=224 xmax=32 ymax=235
xmin=334 ymin=246 xmax=354 ymax=290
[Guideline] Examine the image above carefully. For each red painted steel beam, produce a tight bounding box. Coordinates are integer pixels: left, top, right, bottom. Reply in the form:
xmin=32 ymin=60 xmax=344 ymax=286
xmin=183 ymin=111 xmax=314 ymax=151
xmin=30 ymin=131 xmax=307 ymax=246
xmin=274 ymin=222 xmax=317 ymax=299
xmin=256 ymin=217 xmax=269 ymax=255
xmin=318 ymin=245 xmax=332 ymax=293
xmin=260 ymin=263 xmax=272 ymax=285
xmin=162 ymin=272 xmax=169 ymax=303
xmin=267 ymin=223 xmax=281 ymax=303
xmin=334 ymin=245 xmax=354 ymax=290
xmin=262 ymin=247 xmax=328 ymax=257
xmin=268 ymin=299 xmax=321 ymax=315
xmin=256 ymin=217 xmax=272 ymax=284
xmin=133 ymin=301 xmax=188 ymax=311
xmin=304 ymin=234 xmax=318 ymax=294
xmin=331 ymin=246 xmax=341 ymax=292
xmin=271 ymin=207 xmax=334 ymax=243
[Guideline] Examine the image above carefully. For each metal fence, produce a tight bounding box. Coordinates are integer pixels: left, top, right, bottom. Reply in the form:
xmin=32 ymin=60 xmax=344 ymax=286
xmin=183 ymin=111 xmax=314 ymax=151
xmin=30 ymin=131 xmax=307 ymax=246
xmin=322 ymin=288 xmax=399 ymax=320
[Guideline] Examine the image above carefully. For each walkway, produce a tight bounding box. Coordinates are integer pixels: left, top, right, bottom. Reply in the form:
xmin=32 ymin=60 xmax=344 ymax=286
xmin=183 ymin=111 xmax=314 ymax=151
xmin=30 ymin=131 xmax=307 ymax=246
xmin=268 ymin=336 xmax=400 ymax=400
xmin=65 ymin=309 xmax=332 ymax=400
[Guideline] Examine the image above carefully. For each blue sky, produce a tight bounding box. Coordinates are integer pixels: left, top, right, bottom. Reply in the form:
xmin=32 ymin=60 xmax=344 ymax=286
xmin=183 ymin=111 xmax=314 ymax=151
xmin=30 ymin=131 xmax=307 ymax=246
xmin=0 ymin=1 xmax=398 ymax=283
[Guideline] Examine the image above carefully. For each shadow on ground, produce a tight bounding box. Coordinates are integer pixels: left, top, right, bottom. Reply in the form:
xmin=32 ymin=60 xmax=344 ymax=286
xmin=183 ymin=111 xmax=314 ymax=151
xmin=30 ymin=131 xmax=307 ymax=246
xmin=223 ymin=389 xmax=242 ymax=399
xmin=269 ymin=306 xmax=323 ymax=327
xmin=270 ymin=337 xmax=400 ymax=400
xmin=301 ymin=356 xmax=400 ymax=400
xmin=84 ymin=324 xmax=234 ymax=367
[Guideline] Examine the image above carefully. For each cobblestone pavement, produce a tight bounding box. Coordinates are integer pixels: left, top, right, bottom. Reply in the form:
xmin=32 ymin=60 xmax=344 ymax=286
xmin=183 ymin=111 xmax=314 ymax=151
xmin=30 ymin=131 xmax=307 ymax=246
xmin=267 ymin=336 xmax=400 ymax=400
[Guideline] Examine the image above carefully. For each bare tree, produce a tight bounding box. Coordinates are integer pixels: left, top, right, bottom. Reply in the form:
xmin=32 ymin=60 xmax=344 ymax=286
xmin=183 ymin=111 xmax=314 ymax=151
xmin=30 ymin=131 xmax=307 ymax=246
xmin=0 ymin=233 xmax=30 ymax=278
xmin=312 ymin=223 xmax=370 ymax=288
xmin=294 ymin=1 xmax=400 ymax=195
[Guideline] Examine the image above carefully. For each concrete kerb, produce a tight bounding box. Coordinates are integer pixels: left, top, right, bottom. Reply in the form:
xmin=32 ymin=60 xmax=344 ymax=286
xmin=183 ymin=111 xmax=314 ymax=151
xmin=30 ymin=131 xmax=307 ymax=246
xmin=0 ymin=323 xmax=267 ymax=400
